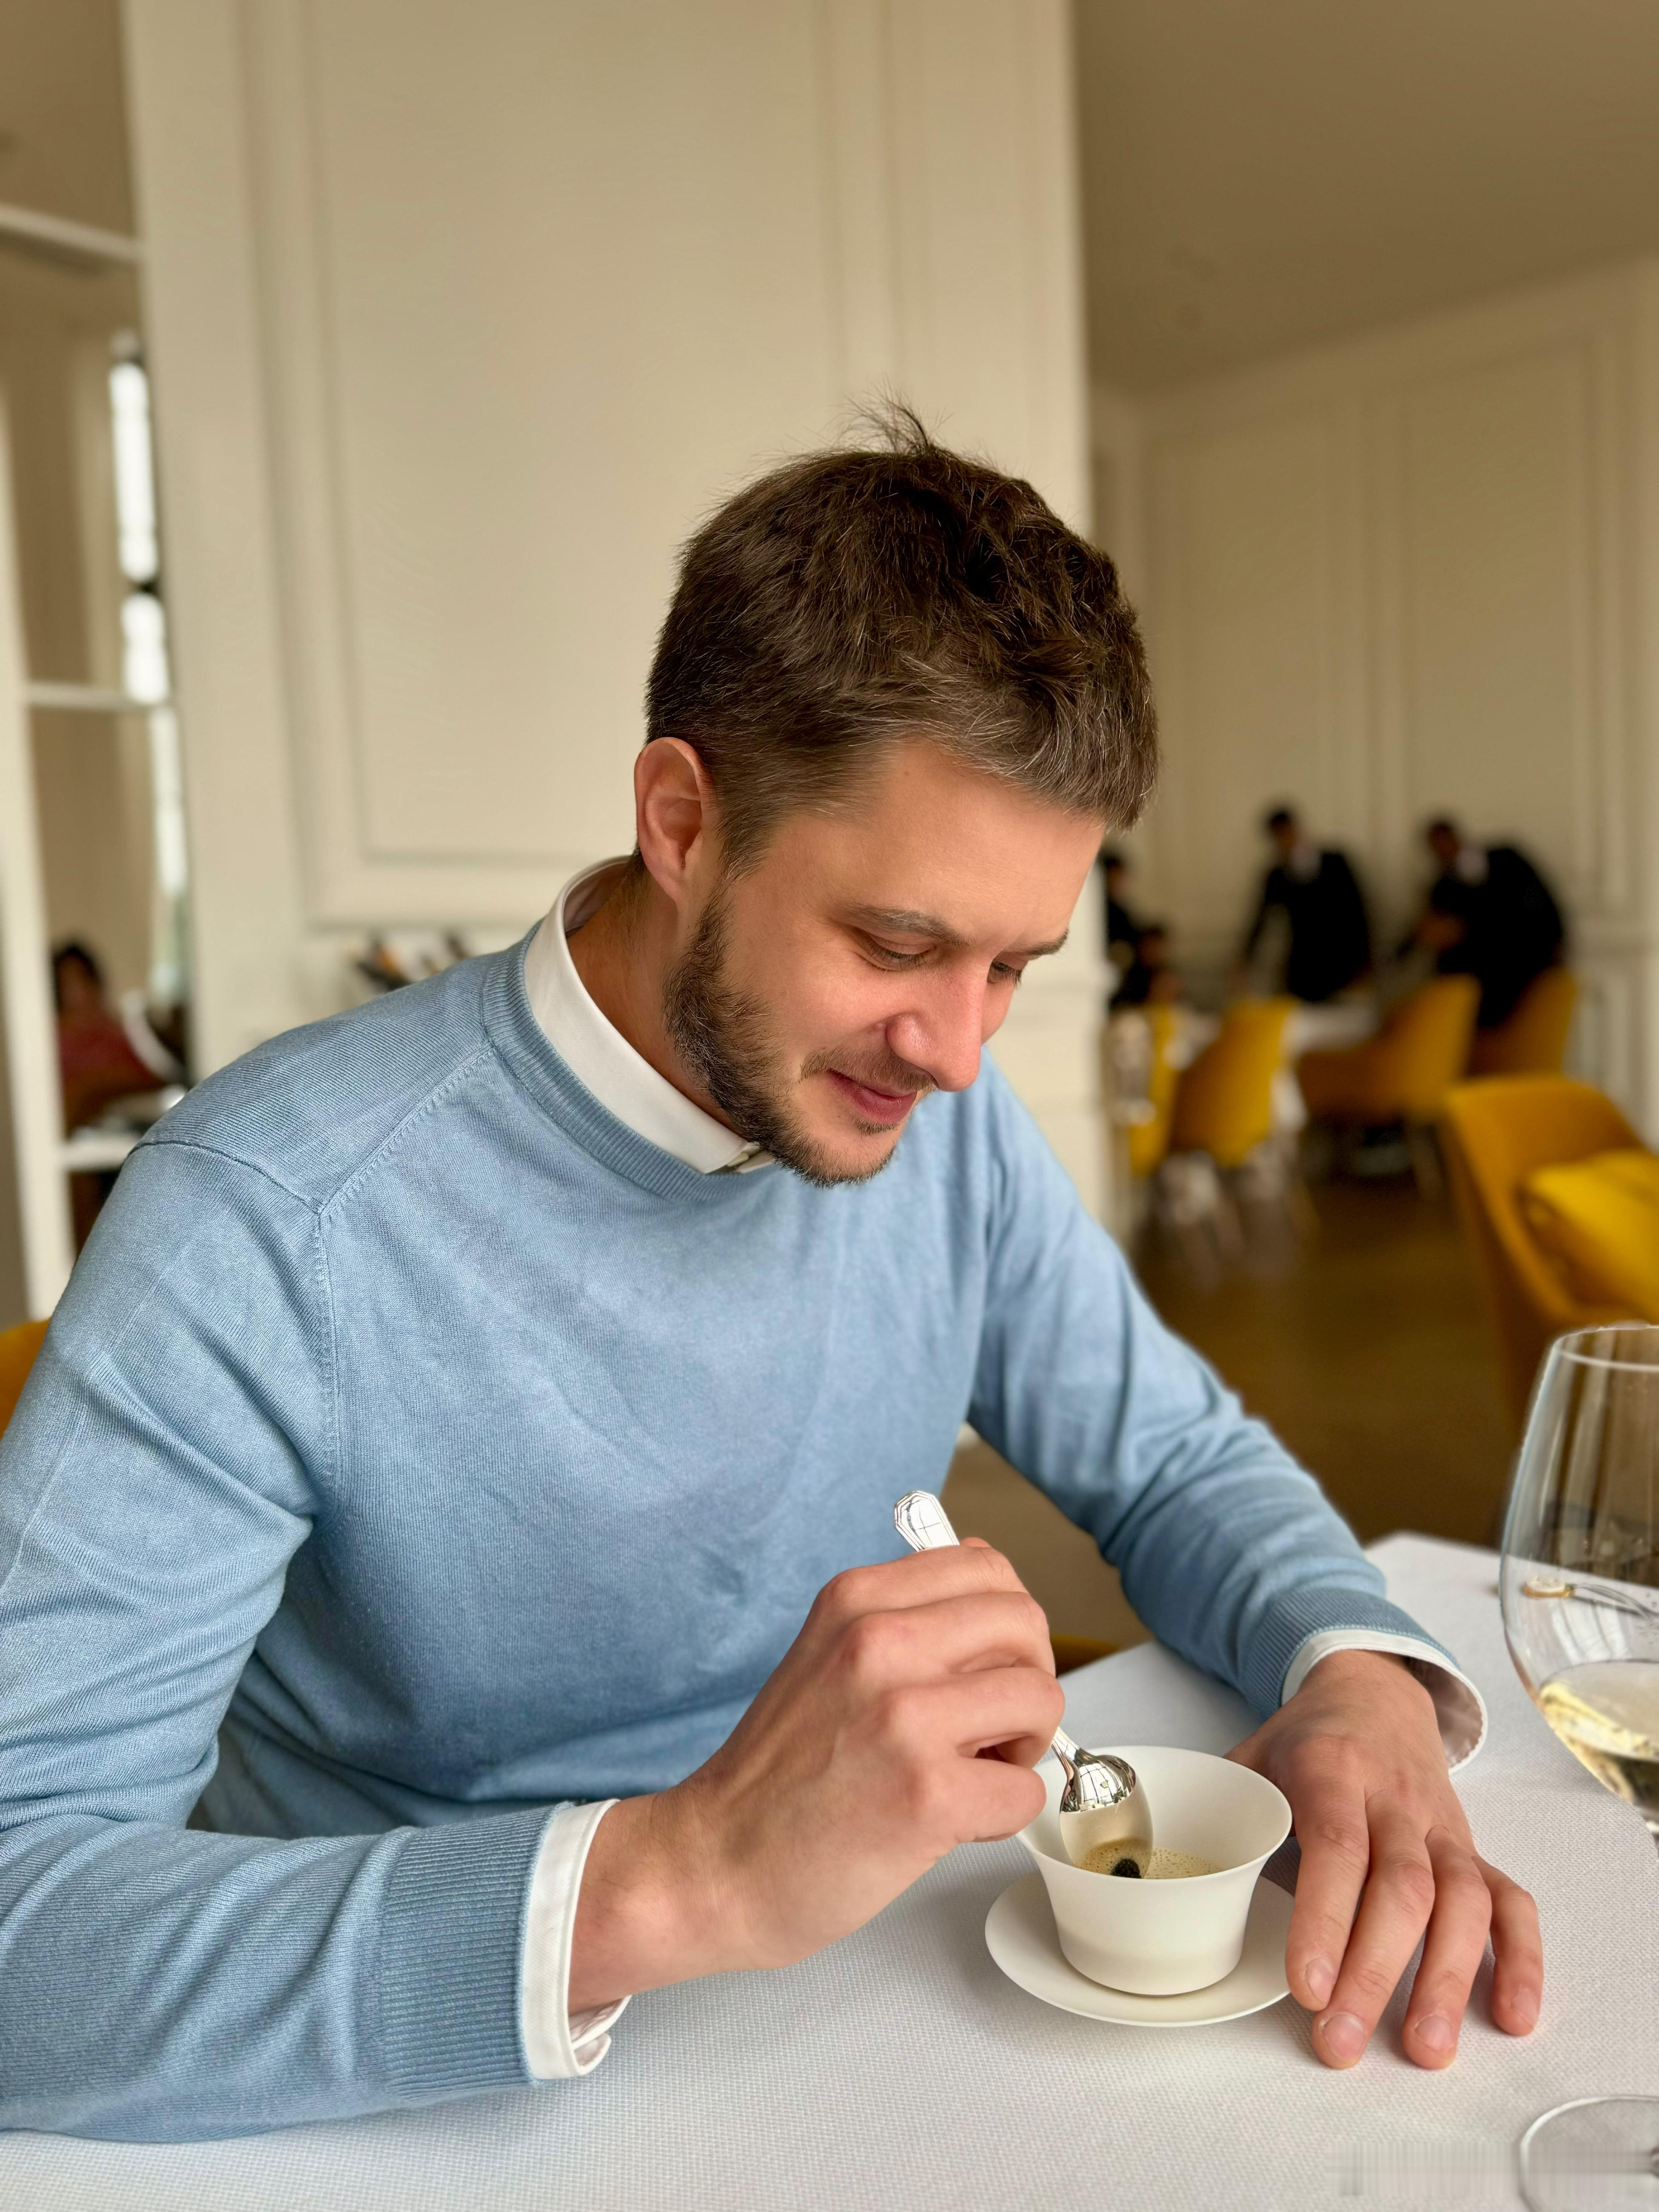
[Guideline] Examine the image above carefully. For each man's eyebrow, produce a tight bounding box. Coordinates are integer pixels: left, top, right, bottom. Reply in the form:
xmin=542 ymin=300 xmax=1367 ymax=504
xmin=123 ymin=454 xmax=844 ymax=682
xmin=846 ymin=906 xmax=1070 ymax=959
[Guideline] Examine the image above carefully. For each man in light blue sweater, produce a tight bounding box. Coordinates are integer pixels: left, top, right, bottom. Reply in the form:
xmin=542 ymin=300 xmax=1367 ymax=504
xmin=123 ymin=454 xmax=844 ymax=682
xmin=0 ymin=420 xmax=1539 ymax=2140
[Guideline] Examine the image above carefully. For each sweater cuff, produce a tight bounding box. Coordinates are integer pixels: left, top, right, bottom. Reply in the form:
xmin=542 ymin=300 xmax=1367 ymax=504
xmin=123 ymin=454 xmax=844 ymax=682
xmin=1244 ymin=1580 xmax=1465 ymax=1721
xmin=379 ymin=1806 xmax=555 ymax=2106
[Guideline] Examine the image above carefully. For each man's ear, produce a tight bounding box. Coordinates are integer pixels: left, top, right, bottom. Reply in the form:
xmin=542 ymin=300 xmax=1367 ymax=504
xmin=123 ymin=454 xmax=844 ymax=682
xmin=635 ymin=738 xmax=717 ymax=911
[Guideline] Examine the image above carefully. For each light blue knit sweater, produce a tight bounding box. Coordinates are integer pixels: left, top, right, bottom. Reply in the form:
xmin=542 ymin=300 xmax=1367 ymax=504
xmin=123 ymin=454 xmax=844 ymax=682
xmin=0 ymin=942 xmax=1449 ymax=2139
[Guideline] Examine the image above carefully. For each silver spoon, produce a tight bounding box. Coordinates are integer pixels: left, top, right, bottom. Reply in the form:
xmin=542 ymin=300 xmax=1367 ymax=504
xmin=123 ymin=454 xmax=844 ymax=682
xmin=892 ymin=1491 xmax=1154 ymax=1876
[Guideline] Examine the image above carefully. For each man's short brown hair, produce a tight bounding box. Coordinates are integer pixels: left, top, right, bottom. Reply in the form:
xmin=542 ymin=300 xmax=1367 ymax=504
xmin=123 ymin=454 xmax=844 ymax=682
xmin=644 ymin=408 xmax=1158 ymax=871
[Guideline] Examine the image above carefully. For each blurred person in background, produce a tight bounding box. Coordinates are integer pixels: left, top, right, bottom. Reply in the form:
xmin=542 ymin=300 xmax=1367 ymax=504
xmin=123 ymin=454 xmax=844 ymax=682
xmin=1098 ymin=846 xmax=1140 ymax=977
xmin=1239 ymin=805 xmax=1371 ymax=1004
xmin=54 ymin=943 xmax=186 ymax=1250
xmin=1411 ymin=818 xmax=1565 ymax=1029
xmin=53 ymin=942 xmax=160 ymax=1136
xmin=1111 ymin=918 xmax=1183 ymax=1009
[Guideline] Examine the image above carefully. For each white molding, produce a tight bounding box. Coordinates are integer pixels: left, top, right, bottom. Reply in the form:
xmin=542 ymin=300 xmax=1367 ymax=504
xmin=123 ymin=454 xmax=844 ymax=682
xmin=815 ymin=0 xmax=902 ymax=401
xmin=0 ymin=406 xmax=76 ymax=1314
xmin=0 ymin=201 xmax=143 ymax=265
xmin=1143 ymin=408 xmax=1343 ymax=941
xmin=25 ymin=682 xmax=166 ymax=715
xmin=1585 ymin=320 xmax=1633 ymax=922
xmin=1622 ymin=265 xmax=1659 ymax=1131
xmin=239 ymin=1 xmax=576 ymax=925
xmin=821 ymin=0 xmax=1086 ymax=521
xmin=1571 ymin=957 xmax=1637 ymax=1109
xmin=1385 ymin=338 xmax=1604 ymax=917
xmin=122 ymin=0 xmax=316 ymax=1068
xmin=1144 ymin=259 xmax=1654 ymax=439
xmin=1010 ymin=0 xmax=1092 ymax=527
xmin=1087 ymin=379 xmax=1149 ymax=601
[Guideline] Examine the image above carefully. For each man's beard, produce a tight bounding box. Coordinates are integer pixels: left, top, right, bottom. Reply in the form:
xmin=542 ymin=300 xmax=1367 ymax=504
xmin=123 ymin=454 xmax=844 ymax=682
xmin=662 ymin=888 xmax=931 ymax=1189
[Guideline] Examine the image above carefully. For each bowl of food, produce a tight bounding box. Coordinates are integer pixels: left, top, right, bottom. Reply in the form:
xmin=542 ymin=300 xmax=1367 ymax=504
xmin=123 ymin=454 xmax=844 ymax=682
xmin=1017 ymin=1744 xmax=1292 ymax=1995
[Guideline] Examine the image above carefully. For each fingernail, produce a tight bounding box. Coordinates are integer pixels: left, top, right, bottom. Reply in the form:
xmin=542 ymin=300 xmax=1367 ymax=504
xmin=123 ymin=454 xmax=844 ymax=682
xmin=1414 ymin=2013 xmax=1454 ymax=2057
xmin=1510 ymin=1986 xmax=1539 ymax=2030
xmin=1317 ymin=2011 xmax=1365 ymax=2064
xmin=1305 ymin=1955 xmax=1335 ymax=2007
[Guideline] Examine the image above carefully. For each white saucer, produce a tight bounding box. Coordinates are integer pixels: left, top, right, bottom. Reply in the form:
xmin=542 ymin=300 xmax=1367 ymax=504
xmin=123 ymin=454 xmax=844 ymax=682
xmin=985 ymin=1871 xmax=1293 ymax=2027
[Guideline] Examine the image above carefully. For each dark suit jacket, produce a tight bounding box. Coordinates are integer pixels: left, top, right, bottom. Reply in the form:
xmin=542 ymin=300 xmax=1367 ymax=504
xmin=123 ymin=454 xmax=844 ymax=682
xmin=1429 ymin=845 xmax=1565 ymax=1027
xmin=1243 ymin=850 xmax=1371 ymax=1003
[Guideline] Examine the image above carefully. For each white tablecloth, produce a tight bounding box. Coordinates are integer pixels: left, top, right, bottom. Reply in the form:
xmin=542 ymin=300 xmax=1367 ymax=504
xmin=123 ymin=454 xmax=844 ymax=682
xmin=6 ymin=1535 xmax=1655 ymax=2210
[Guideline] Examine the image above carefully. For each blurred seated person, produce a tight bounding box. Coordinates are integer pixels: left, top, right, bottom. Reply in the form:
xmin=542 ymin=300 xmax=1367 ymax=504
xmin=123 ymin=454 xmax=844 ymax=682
xmin=1240 ymin=805 xmax=1370 ymax=1004
xmin=55 ymin=942 xmax=186 ymax=1250
xmin=1098 ymin=847 xmax=1140 ymax=977
xmin=1412 ymin=818 xmax=1565 ymax=1031
xmin=1111 ymin=920 xmax=1182 ymax=1008
xmin=54 ymin=943 xmax=163 ymax=1134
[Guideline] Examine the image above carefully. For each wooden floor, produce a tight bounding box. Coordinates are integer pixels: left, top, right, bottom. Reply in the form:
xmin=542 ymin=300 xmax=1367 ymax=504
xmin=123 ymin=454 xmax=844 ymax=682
xmin=942 ymin=1176 xmax=1514 ymax=1649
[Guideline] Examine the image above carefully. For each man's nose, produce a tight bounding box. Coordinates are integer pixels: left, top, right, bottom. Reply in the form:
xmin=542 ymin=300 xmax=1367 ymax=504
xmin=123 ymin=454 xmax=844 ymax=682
xmin=886 ymin=973 xmax=988 ymax=1095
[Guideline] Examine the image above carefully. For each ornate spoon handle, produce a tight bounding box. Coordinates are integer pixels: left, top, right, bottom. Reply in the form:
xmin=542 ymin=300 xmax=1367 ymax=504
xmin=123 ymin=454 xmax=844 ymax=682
xmin=892 ymin=1489 xmax=960 ymax=1555
xmin=892 ymin=1492 xmax=1094 ymax=1779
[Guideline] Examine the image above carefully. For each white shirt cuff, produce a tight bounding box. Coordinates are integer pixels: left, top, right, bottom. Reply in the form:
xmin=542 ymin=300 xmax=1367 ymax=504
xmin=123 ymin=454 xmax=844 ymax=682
xmin=520 ymin=1798 xmax=630 ymax=2079
xmin=1281 ymin=1631 xmax=1487 ymax=1773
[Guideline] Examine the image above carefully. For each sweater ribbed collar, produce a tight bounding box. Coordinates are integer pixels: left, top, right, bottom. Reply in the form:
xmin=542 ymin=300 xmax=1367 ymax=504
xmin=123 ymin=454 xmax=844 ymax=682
xmin=480 ymin=935 xmax=779 ymax=1202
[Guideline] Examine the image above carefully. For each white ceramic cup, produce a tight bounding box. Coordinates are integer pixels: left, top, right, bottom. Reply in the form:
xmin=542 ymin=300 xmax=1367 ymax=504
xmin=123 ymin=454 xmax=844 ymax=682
xmin=1017 ymin=1744 xmax=1292 ymax=1995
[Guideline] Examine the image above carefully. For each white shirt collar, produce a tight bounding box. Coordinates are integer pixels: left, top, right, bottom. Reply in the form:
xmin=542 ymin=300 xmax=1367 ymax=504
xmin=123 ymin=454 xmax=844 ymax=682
xmin=522 ymin=859 xmax=770 ymax=1174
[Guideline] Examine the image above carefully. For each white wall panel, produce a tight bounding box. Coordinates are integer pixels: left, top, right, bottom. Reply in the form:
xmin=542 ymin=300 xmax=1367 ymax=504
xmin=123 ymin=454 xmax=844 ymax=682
xmin=1123 ymin=262 xmax=1659 ymax=1134
xmin=1394 ymin=349 xmax=1594 ymax=901
xmin=1149 ymin=416 xmax=1337 ymax=941
xmin=247 ymin=0 xmax=847 ymax=923
xmin=123 ymin=0 xmax=1106 ymax=1196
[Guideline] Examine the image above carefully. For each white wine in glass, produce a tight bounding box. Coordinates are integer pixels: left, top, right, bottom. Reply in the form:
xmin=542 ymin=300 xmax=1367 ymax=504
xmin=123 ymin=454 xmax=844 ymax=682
xmin=1533 ymin=1664 xmax=1659 ymax=1822
xmin=1500 ymin=1323 xmax=1659 ymax=2211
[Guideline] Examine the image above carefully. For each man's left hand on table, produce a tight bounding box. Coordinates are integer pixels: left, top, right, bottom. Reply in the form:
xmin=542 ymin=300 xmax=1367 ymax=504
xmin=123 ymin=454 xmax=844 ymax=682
xmin=1228 ymin=1648 xmax=1543 ymax=2070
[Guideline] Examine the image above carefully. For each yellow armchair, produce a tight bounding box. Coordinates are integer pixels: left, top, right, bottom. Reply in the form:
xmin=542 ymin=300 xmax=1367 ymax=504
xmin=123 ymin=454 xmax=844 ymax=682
xmin=1124 ymin=1004 xmax=1181 ymax=1181
xmin=0 ymin=1318 xmax=48 ymax=1436
xmin=1439 ymin=1076 xmax=1639 ymax=1428
xmin=1467 ymin=966 xmax=1576 ymax=1077
xmin=1169 ymin=998 xmax=1294 ymax=1169
xmin=1298 ymin=976 xmax=1480 ymax=1125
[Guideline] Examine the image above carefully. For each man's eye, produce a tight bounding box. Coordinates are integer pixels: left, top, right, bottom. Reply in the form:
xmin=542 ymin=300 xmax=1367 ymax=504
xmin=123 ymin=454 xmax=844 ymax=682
xmin=991 ymin=961 xmax=1026 ymax=986
xmin=866 ymin=941 xmax=926 ymax=968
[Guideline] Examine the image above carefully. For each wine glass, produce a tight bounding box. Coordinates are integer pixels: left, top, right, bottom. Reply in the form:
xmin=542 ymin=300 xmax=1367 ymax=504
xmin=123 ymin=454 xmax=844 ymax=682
xmin=1499 ymin=1322 xmax=1659 ymax=2211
